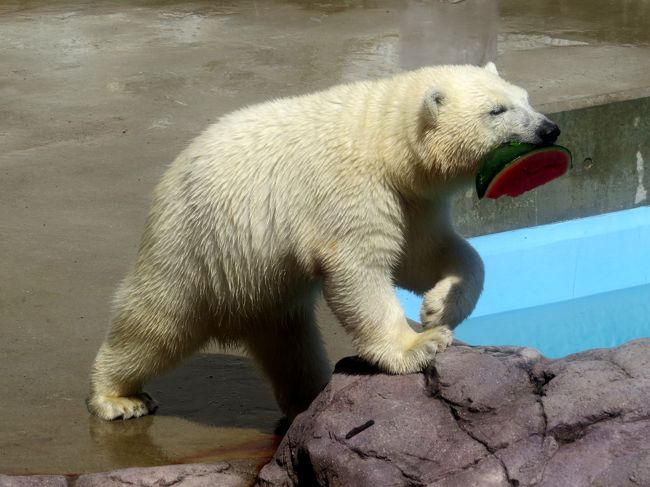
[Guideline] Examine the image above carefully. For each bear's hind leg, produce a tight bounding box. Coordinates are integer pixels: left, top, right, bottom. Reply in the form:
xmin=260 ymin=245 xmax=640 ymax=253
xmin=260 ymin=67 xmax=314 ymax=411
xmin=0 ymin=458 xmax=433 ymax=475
xmin=88 ymin=287 xmax=210 ymax=420
xmin=245 ymin=307 xmax=331 ymax=421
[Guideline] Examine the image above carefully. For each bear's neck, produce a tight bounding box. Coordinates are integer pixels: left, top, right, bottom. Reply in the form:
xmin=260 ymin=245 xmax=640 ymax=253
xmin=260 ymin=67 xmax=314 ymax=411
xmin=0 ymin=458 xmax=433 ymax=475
xmin=357 ymin=76 xmax=471 ymax=202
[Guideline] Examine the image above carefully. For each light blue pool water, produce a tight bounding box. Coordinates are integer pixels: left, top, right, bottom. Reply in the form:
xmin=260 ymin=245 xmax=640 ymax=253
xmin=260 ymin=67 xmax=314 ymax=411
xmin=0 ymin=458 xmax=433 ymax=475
xmin=398 ymin=206 xmax=650 ymax=358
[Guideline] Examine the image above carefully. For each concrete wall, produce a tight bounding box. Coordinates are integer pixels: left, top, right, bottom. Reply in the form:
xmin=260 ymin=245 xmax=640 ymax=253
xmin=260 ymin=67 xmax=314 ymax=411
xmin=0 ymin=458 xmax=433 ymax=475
xmin=454 ymin=97 xmax=650 ymax=237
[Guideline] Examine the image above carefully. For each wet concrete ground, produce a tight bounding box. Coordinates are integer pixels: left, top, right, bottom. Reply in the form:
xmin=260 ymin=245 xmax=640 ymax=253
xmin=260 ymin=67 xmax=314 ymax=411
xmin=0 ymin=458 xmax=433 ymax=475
xmin=1 ymin=0 xmax=649 ymax=477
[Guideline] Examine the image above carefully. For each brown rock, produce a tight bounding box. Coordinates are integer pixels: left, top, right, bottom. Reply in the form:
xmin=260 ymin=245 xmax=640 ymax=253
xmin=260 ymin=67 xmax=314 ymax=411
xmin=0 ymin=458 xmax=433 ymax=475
xmin=1 ymin=463 xmax=253 ymax=487
xmin=0 ymin=476 xmax=67 ymax=487
xmin=257 ymin=339 xmax=650 ymax=486
xmin=75 ymin=462 xmax=252 ymax=487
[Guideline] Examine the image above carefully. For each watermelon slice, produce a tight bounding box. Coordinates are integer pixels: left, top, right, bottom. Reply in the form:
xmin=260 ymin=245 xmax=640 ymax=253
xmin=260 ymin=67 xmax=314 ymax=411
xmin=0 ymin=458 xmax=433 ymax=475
xmin=476 ymin=142 xmax=572 ymax=199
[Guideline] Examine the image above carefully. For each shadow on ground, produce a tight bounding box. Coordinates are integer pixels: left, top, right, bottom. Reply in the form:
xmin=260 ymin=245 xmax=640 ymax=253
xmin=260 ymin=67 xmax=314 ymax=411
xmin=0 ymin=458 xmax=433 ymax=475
xmin=147 ymin=353 xmax=280 ymax=430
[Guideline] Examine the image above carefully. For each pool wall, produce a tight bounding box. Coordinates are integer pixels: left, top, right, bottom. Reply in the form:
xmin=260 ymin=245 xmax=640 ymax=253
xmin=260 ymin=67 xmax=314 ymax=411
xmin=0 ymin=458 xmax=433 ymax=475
xmin=399 ymin=206 xmax=650 ymax=319
xmin=397 ymin=206 xmax=650 ymax=356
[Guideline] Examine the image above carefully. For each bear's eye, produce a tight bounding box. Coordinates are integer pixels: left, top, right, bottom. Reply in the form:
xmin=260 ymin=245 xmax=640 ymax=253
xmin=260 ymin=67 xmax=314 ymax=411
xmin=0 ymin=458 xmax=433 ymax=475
xmin=489 ymin=105 xmax=507 ymax=116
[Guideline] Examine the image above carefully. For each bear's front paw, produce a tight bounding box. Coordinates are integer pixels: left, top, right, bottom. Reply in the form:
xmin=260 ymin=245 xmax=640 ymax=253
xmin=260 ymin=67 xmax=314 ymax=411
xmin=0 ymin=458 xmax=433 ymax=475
xmin=404 ymin=326 xmax=454 ymax=371
xmin=415 ymin=325 xmax=454 ymax=355
xmin=87 ymin=392 xmax=158 ymax=420
xmin=370 ymin=326 xmax=454 ymax=374
xmin=421 ymin=277 xmax=473 ymax=330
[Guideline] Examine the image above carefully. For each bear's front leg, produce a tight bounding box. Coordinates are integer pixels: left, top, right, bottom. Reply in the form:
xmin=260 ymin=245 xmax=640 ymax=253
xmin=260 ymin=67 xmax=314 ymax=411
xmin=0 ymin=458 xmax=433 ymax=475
xmin=322 ymin=256 xmax=453 ymax=374
xmin=419 ymin=236 xmax=485 ymax=331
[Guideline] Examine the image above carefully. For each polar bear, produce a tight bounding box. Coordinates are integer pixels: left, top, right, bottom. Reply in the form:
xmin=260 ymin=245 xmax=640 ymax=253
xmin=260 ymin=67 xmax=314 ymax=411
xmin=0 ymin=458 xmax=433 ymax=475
xmin=87 ymin=63 xmax=560 ymax=421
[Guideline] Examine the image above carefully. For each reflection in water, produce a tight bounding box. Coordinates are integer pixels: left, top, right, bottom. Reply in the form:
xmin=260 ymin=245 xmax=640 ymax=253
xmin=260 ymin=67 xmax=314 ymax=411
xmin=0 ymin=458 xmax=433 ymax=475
xmin=88 ymin=416 xmax=171 ymax=468
xmin=174 ymin=434 xmax=283 ymax=465
xmin=398 ymin=0 xmax=498 ymax=68
xmin=86 ymin=353 xmax=282 ymax=474
xmin=497 ymin=34 xmax=589 ymax=54
xmin=88 ymin=414 xmax=282 ymax=471
xmin=499 ymin=0 xmax=650 ymax=46
xmin=337 ymin=0 xmax=499 ymax=83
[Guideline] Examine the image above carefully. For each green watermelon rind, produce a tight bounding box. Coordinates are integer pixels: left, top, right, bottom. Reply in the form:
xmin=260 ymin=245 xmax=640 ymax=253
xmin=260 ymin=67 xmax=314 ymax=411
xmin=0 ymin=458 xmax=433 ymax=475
xmin=476 ymin=143 xmax=573 ymax=199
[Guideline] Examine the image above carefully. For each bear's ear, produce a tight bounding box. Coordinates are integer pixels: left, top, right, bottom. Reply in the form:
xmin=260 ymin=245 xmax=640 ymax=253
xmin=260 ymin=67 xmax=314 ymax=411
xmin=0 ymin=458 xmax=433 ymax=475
xmin=484 ymin=62 xmax=499 ymax=75
xmin=422 ymin=87 xmax=445 ymax=121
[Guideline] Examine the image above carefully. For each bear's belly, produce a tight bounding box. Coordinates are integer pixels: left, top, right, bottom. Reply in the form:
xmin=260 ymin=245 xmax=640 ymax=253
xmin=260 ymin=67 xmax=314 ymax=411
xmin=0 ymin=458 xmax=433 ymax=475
xmin=203 ymin=251 xmax=321 ymax=320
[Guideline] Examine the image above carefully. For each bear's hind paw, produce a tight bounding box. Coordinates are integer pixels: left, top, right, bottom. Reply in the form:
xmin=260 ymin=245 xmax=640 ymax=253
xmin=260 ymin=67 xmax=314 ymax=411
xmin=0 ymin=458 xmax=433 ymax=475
xmin=87 ymin=392 xmax=158 ymax=420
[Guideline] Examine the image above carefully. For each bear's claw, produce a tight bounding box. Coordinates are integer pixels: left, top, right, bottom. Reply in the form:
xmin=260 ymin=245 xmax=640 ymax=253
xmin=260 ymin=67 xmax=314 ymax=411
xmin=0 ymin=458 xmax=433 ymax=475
xmin=87 ymin=392 xmax=158 ymax=420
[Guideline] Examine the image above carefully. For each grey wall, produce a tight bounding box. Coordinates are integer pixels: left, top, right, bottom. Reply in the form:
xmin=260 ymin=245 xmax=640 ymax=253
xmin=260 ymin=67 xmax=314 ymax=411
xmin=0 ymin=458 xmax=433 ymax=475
xmin=454 ymin=97 xmax=650 ymax=237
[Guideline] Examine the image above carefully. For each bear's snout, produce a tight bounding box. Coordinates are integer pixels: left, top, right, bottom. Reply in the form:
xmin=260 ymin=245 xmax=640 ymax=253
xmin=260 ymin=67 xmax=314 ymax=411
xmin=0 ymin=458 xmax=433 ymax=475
xmin=536 ymin=119 xmax=561 ymax=145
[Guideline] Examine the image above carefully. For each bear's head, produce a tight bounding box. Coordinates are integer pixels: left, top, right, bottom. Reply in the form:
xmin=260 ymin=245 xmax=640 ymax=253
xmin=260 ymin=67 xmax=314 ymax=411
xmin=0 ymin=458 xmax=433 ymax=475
xmin=415 ymin=63 xmax=560 ymax=182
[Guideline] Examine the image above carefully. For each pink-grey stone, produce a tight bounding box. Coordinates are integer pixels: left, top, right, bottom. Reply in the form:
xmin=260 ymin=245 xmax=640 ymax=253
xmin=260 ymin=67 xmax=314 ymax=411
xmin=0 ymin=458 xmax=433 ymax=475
xmin=0 ymin=476 xmax=67 ymax=487
xmin=0 ymin=463 xmax=252 ymax=487
xmin=75 ymin=462 xmax=251 ymax=487
xmin=256 ymin=339 xmax=650 ymax=487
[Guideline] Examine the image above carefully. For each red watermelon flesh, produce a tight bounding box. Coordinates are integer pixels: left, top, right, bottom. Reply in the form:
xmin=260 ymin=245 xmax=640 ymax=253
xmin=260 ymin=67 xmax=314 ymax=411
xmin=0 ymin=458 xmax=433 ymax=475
xmin=484 ymin=149 xmax=571 ymax=199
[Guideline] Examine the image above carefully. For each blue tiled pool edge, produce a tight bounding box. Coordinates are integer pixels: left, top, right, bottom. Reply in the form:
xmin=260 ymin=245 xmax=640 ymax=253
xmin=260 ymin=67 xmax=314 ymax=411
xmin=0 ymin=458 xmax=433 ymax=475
xmin=398 ymin=206 xmax=650 ymax=357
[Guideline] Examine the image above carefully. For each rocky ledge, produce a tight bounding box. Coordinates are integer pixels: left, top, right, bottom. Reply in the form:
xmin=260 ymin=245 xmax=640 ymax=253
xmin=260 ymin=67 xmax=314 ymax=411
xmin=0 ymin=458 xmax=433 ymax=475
xmin=0 ymin=463 xmax=253 ymax=487
xmin=257 ymin=339 xmax=650 ymax=487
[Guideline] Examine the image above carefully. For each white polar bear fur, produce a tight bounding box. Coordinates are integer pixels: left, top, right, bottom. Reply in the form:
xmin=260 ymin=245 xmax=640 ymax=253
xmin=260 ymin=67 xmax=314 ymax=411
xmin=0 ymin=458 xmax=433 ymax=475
xmin=88 ymin=64 xmax=552 ymax=421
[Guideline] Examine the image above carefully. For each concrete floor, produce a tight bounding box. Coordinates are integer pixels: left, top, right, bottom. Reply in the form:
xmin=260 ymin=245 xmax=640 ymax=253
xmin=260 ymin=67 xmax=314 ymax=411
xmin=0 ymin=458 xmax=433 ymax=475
xmin=1 ymin=0 xmax=649 ymax=476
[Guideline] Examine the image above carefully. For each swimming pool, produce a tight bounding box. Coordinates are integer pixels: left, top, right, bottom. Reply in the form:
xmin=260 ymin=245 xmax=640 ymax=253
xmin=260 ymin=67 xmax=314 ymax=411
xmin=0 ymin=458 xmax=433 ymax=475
xmin=398 ymin=206 xmax=650 ymax=357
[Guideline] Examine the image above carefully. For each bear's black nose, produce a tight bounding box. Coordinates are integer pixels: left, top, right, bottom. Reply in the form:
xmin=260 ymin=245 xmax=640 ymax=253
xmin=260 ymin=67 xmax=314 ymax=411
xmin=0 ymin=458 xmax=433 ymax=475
xmin=536 ymin=119 xmax=561 ymax=144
